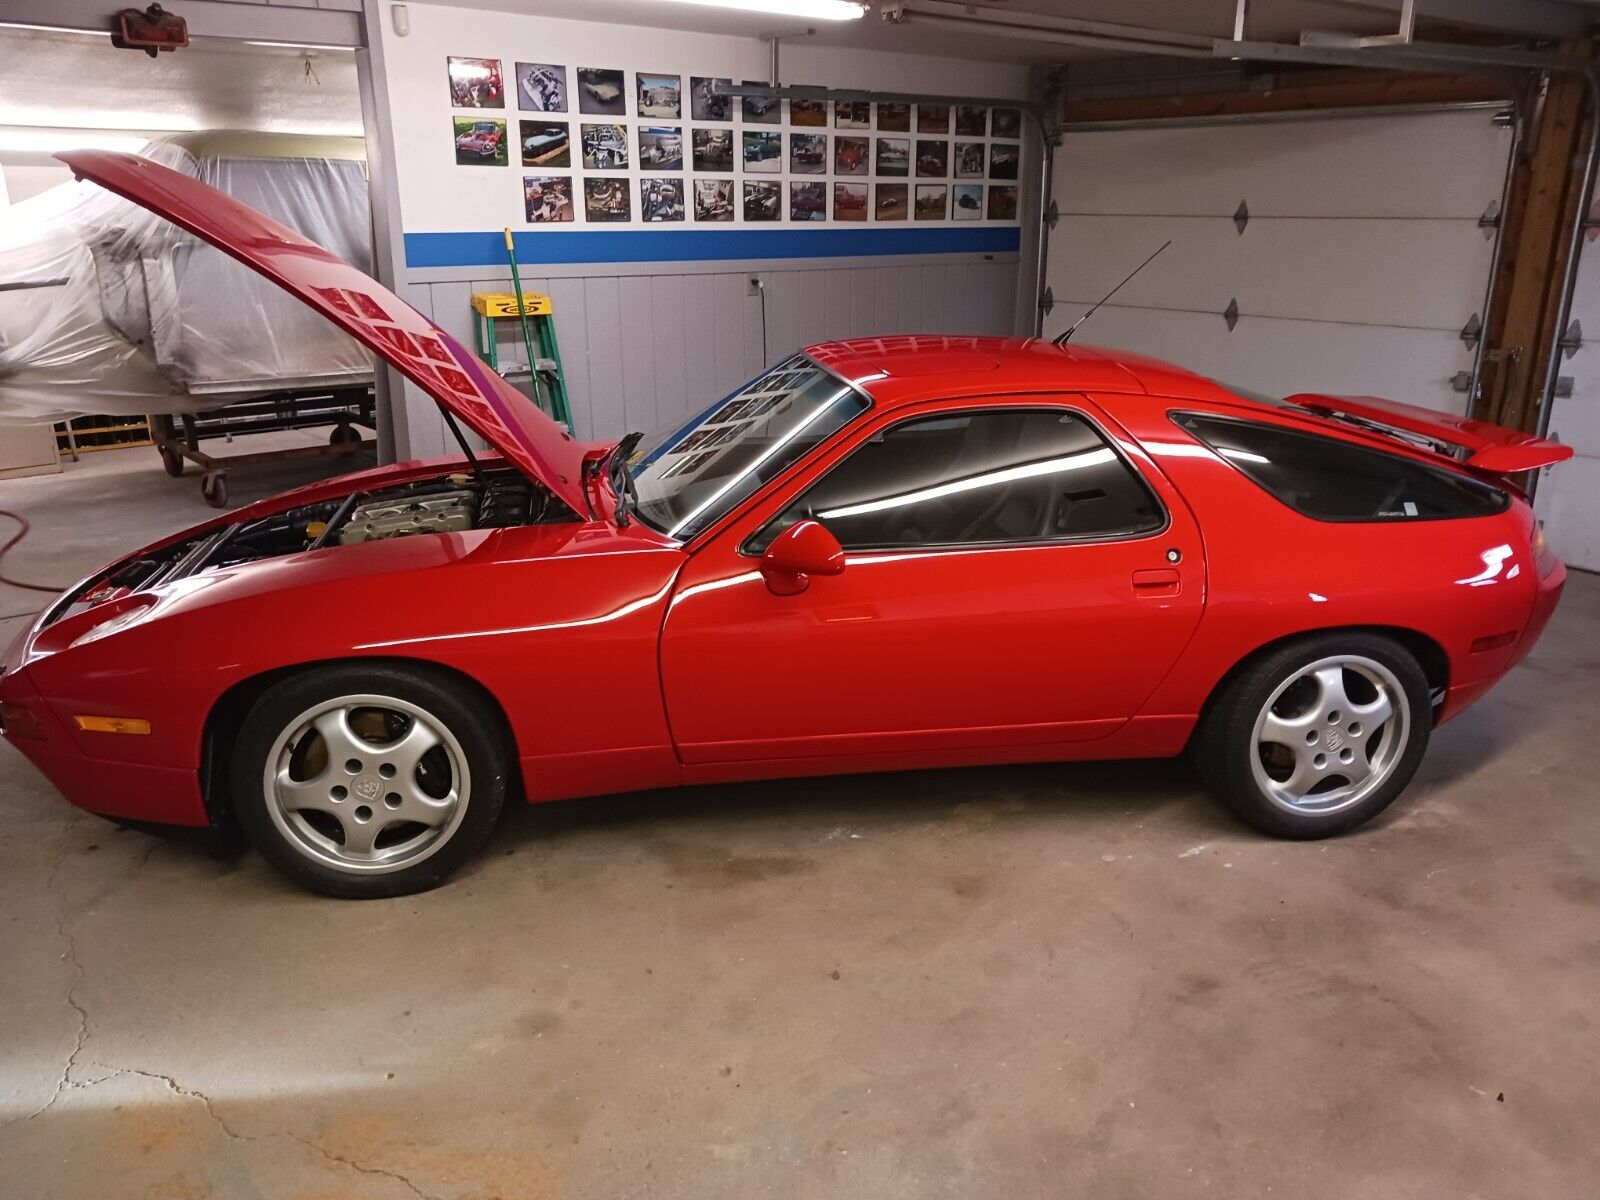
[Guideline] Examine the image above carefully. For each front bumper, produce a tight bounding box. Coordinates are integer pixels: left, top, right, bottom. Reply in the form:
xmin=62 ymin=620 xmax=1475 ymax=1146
xmin=0 ymin=661 xmax=208 ymax=828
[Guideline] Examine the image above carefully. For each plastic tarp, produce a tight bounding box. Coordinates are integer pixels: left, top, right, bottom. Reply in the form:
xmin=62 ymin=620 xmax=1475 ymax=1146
xmin=0 ymin=134 xmax=374 ymax=424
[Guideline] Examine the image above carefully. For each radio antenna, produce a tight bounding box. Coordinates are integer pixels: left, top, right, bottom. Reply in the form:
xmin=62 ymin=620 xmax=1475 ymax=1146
xmin=1053 ymin=239 xmax=1172 ymax=345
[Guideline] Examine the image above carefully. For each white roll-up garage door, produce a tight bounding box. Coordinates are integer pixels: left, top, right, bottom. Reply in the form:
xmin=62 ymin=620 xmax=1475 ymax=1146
xmin=1535 ymin=205 xmax=1600 ymax=571
xmin=1044 ymin=107 xmax=1514 ymax=416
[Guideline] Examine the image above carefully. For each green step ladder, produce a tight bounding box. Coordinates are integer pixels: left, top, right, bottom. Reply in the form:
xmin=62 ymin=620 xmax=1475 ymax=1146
xmin=470 ymin=291 xmax=574 ymax=431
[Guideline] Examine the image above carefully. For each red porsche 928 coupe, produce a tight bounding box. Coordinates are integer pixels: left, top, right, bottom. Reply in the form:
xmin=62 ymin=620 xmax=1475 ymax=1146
xmin=0 ymin=152 xmax=1572 ymax=897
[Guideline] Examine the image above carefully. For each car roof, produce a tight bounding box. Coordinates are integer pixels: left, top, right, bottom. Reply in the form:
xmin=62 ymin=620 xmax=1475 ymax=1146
xmin=804 ymin=335 xmax=1242 ymax=410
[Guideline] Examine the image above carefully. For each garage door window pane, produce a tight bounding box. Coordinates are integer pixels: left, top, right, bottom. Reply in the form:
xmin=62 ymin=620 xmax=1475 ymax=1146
xmin=1174 ymin=412 xmax=1508 ymax=521
xmin=755 ymin=408 xmax=1165 ymax=552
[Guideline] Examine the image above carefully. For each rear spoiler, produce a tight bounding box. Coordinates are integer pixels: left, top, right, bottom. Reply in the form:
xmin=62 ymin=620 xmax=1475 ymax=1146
xmin=1284 ymin=393 xmax=1574 ymax=474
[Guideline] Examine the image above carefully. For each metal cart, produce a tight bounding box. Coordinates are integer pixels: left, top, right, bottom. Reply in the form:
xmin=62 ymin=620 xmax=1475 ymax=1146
xmin=152 ymin=387 xmax=375 ymax=508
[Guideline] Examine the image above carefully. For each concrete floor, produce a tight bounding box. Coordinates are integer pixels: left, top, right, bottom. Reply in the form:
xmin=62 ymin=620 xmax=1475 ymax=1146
xmin=1 ymin=436 xmax=1597 ymax=1200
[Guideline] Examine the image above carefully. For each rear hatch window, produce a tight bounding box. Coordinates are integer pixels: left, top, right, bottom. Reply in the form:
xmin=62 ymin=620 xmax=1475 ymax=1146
xmin=1173 ymin=412 xmax=1508 ymax=522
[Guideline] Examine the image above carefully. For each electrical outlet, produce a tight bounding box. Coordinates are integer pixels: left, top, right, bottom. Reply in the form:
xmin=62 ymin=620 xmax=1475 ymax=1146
xmin=747 ymin=275 xmax=763 ymax=296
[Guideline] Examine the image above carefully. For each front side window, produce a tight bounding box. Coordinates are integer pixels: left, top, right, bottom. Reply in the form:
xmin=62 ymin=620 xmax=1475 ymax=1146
xmin=628 ymin=355 xmax=869 ymax=539
xmin=1173 ymin=412 xmax=1508 ymax=521
xmin=750 ymin=407 xmax=1165 ymax=553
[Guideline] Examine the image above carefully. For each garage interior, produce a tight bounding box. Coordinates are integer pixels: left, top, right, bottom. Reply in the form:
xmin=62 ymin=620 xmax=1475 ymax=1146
xmin=0 ymin=1 xmax=1597 ymax=1197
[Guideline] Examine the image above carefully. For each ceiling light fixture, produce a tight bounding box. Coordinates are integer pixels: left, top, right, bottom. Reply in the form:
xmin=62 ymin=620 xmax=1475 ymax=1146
xmin=649 ymin=0 xmax=867 ymax=21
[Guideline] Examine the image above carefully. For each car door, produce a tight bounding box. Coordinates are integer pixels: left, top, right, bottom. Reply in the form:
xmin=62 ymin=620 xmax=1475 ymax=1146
xmin=658 ymin=394 xmax=1205 ymax=765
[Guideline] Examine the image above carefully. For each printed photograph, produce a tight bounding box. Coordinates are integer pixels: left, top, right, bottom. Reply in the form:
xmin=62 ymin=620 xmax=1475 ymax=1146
xmin=520 ymin=120 xmax=570 ymax=167
xmin=791 ymin=99 xmax=828 ymax=127
xmin=990 ymin=143 xmax=1020 ymax=179
xmin=448 ymin=57 xmax=503 ymax=108
xmin=452 ymin=116 xmax=508 ymax=166
xmin=835 ymin=101 xmax=870 ymax=130
xmin=877 ymin=102 xmax=910 ymax=132
xmin=834 ymin=182 xmax=868 ymax=222
xmin=875 ymin=182 xmax=908 ymax=221
xmin=692 ymin=127 xmax=733 ymax=172
xmin=584 ymin=176 xmax=630 ymax=221
xmin=834 ymin=135 xmax=868 ymax=176
xmin=640 ymin=178 xmax=685 ymax=222
xmin=915 ymin=184 xmax=948 ymax=220
xmin=987 ymin=184 xmax=1019 ymax=220
xmin=955 ymin=106 xmax=988 ymax=136
xmin=790 ymin=180 xmax=826 ymax=222
xmin=638 ymin=125 xmax=684 ymax=171
xmin=523 ymin=176 xmax=574 ymax=223
xmin=694 ymin=178 xmax=734 ymax=221
xmin=515 ymin=63 xmax=566 ymax=112
xmin=577 ymin=67 xmax=626 ymax=115
xmin=954 ymin=141 xmax=985 ymax=178
xmin=953 ymin=183 xmax=983 ymax=220
xmin=991 ymin=107 xmax=1022 ymax=138
xmin=743 ymin=130 xmax=782 ymax=173
xmin=790 ymin=133 xmax=827 ymax=175
xmin=580 ymin=122 xmax=628 ymax=169
xmin=637 ymin=73 xmax=681 ymax=119
xmin=875 ymin=137 xmax=908 ymax=177
xmin=917 ymin=103 xmax=950 ymax=133
xmin=744 ymin=180 xmax=781 ymax=222
xmin=916 ymin=139 xmax=949 ymax=177
xmin=742 ymin=84 xmax=779 ymax=124
xmin=690 ymin=76 xmax=732 ymax=122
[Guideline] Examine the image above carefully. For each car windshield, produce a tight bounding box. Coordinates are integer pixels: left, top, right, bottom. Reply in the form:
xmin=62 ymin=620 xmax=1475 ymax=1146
xmin=625 ymin=354 xmax=869 ymax=539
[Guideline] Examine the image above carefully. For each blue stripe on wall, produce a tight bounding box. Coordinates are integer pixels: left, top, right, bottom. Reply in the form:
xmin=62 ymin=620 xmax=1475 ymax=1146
xmin=404 ymin=226 xmax=1021 ymax=268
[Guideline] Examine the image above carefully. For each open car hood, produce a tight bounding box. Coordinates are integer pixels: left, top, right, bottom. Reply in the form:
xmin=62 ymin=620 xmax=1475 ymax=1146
xmin=57 ymin=149 xmax=590 ymax=517
xmin=1285 ymin=392 xmax=1574 ymax=474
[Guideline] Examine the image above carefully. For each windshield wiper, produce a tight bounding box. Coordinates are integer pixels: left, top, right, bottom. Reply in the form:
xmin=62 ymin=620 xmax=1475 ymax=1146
xmin=607 ymin=431 xmax=643 ymax=527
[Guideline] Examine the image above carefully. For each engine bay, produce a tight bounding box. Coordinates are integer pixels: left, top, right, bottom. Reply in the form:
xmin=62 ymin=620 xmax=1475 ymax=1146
xmin=48 ymin=468 xmax=569 ymax=624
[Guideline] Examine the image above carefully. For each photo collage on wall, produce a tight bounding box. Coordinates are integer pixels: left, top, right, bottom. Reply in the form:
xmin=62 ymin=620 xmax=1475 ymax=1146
xmin=446 ymin=57 xmax=1024 ymax=227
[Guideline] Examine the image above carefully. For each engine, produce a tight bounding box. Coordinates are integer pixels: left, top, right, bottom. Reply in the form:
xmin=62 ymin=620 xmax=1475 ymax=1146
xmin=339 ymin=489 xmax=477 ymax=544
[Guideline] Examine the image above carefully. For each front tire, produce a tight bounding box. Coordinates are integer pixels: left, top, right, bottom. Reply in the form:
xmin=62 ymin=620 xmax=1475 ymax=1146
xmin=231 ymin=664 xmax=509 ymax=897
xmin=1194 ymin=633 xmax=1432 ymax=839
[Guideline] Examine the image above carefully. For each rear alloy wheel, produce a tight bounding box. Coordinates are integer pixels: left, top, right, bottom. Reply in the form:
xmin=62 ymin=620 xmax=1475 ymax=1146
xmin=1195 ymin=634 xmax=1432 ymax=838
xmin=231 ymin=665 xmax=507 ymax=897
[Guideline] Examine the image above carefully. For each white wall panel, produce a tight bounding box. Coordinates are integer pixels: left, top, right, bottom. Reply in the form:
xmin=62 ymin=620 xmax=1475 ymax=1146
xmin=1047 ymin=107 xmax=1511 ymax=418
xmin=1537 ymin=222 xmax=1600 ymax=571
xmin=1059 ymin=111 xmax=1511 ymax=220
xmin=1069 ymin=306 xmax=1475 ymax=414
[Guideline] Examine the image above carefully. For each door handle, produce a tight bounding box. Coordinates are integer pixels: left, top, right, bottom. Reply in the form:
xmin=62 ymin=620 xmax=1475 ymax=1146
xmin=1131 ymin=567 xmax=1181 ymax=597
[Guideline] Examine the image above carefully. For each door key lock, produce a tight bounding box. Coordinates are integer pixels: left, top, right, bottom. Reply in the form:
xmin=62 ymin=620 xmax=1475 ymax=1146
xmin=1165 ymin=548 xmax=1182 ymax=564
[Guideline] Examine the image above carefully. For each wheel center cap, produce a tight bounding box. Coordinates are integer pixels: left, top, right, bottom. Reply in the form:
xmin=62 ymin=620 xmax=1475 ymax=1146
xmin=1326 ymin=730 xmax=1345 ymax=751
xmin=353 ymin=774 xmax=382 ymax=802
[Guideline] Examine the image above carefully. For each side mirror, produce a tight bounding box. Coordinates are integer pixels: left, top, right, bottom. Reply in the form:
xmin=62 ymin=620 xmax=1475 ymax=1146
xmin=760 ymin=519 xmax=845 ymax=596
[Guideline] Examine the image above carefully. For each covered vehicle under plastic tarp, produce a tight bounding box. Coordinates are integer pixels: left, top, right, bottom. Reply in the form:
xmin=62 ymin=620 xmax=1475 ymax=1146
xmin=0 ymin=131 xmax=374 ymax=423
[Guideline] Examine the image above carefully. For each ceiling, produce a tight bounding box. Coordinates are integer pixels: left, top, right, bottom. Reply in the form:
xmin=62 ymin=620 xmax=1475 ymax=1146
xmin=435 ymin=0 xmax=1598 ymax=65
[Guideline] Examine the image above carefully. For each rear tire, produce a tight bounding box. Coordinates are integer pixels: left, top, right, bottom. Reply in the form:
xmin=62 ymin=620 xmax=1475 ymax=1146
xmin=1193 ymin=632 xmax=1432 ymax=839
xmin=230 ymin=663 xmax=509 ymax=898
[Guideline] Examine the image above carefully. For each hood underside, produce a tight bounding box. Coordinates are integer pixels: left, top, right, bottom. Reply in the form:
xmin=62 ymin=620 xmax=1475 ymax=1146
xmin=55 ymin=149 xmax=590 ymax=517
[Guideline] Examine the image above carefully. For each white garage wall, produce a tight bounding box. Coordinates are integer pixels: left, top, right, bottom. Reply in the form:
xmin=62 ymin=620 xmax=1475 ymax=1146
xmin=1535 ymin=211 xmax=1600 ymax=573
xmin=371 ymin=2 xmax=1032 ymax=453
xmin=1045 ymin=108 xmax=1513 ymax=413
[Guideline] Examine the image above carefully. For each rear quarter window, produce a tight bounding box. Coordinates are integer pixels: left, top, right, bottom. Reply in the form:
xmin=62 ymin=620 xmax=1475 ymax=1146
xmin=1173 ymin=412 xmax=1508 ymax=522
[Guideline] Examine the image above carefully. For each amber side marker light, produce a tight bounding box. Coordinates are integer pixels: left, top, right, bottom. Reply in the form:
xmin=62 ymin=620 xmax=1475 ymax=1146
xmin=0 ymin=701 xmax=46 ymax=739
xmin=74 ymin=715 xmax=151 ymax=735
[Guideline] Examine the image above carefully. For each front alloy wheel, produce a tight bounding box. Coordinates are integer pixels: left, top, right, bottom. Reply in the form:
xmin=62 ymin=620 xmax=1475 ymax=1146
xmin=232 ymin=664 xmax=508 ymax=897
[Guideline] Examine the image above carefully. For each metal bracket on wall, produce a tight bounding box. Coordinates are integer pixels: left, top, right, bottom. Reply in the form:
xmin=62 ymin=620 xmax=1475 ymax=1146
xmin=1554 ymin=376 xmax=1575 ymax=399
xmin=1478 ymin=200 xmax=1501 ymax=240
xmin=1233 ymin=200 xmax=1249 ymax=235
xmin=1560 ymin=319 xmax=1583 ymax=358
xmin=1450 ymin=370 xmax=1474 ymax=394
xmin=1223 ymin=298 xmax=1240 ymax=331
xmin=1460 ymin=312 xmax=1483 ymax=350
xmin=1044 ymin=199 xmax=1060 ymax=231
xmin=1039 ymin=287 xmax=1055 ymax=316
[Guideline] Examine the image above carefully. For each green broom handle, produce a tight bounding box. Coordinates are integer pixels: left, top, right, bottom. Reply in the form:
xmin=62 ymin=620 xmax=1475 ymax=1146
xmin=502 ymin=228 xmax=543 ymax=408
